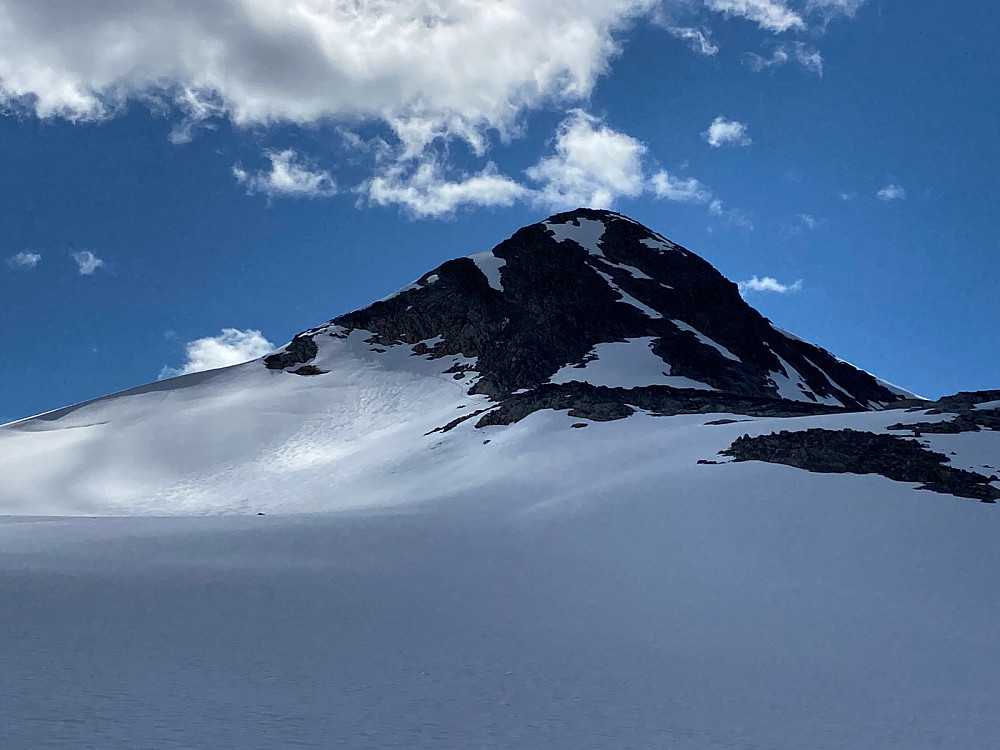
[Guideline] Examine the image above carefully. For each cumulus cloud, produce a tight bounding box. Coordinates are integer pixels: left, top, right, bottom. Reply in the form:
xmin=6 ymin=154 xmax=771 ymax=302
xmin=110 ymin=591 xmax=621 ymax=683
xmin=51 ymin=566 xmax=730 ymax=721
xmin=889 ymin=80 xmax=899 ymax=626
xmin=704 ymin=0 xmax=806 ymax=32
xmin=703 ymin=116 xmax=752 ymax=148
xmin=738 ymin=275 xmax=803 ymax=294
xmin=366 ymin=159 xmax=527 ymax=218
xmin=71 ymin=250 xmax=105 ymax=275
xmin=746 ymin=42 xmax=822 ymax=75
xmin=876 ymin=184 xmax=906 ymax=201
xmin=234 ymin=149 xmax=336 ymax=199
xmin=0 ymin=0 xmax=663 ymax=156
xmin=159 ymin=328 xmax=275 ymax=379
xmin=366 ymin=112 xmax=733 ymax=216
xmin=650 ymin=170 xmax=712 ymax=203
xmin=526 ymin=110 xmax=647 ymax=210
xmin=7 ymin=251 xmax=42 ymax=270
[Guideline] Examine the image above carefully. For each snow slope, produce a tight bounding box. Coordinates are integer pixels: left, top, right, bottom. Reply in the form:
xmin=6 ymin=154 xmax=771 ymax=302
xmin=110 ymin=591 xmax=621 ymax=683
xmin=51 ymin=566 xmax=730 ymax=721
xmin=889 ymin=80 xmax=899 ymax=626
xmin=1 ymin=208 xmax=997 ymax=748
xmin=2 ymin=418 xmax=999 ymax=748
xmin=0 ymin=328 xmax=488 ymax=515
xmin=0 ymin=319 xmax=981 ymax=518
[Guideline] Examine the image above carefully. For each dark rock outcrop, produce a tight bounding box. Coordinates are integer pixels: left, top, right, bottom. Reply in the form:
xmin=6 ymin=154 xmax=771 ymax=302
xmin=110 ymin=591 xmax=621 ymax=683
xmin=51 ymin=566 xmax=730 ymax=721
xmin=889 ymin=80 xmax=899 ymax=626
xmin=722 ymin=428 xmax=1000 ymax=503
xmin=473 ymin=382 xmax=843 ymax=429
xmin=887 ymin=389 xmax=1000 ymax=434
xmin=264 ymin=335 xmax=318 ymax=371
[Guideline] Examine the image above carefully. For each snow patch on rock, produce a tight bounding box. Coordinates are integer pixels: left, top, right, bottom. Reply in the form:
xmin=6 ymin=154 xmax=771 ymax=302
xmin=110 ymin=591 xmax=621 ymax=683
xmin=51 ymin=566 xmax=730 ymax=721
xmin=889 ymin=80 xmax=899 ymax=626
xmin=468 ymin=251 xmax=506 ymax=292
xmin=544 ymin=217 xmax=608 ymax=256
xmin=550 ymin=337 xmax=715 ymax=390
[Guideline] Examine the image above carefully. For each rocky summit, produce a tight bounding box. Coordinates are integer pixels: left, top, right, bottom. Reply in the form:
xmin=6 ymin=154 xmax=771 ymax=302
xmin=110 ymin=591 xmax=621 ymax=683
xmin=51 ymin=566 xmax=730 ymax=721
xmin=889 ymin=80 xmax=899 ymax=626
xmin=266 ymin=207 xmax=914 ymax=425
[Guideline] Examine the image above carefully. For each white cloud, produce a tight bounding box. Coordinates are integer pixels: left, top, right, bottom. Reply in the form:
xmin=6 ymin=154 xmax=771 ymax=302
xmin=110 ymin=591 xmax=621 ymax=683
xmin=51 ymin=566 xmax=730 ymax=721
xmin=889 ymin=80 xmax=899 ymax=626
xmin=370 ymin=113 xmax=735 ymax=217
xmin=738 ymin=275 xmax=803 ymax=294
xmin=366 ymin=159 xmax=527 ymax=218
xmin=746 ymin=48 xmax=790 ymax=71
xmin=234 ymin=149 xmax=336 ymax=199
xmin=746 ymin=42 xmax=823 ymax=75
xmin=0 ymin=0 xmax=871 ymax=223
xmin=704 ymin=0 xmax=806 ymax=32
xmin=663 ymin=25 xmax=719 ymax=56
xmin=877 ymin=184 xmax=906 ymax=201
xmin=703 ymin=116 xmax=752 ymax=148
xmin=159 ymin=328 xmax=275 ymax=379
xmin=526 ymin=110 xmax=647 ymax=210
xmin=650 ymin=170 xmax=712 ymax=203
xmin=71 ymin=250 xmax=104 ymax=275
xmin=806 ymin=0 xmax=867 ymax=19
xmin=784 ymin=213 xmax=817 ymax=235
xmin=0 ymin=0 xmax=662 ymax=156
xmin=791 ymin=44 xmax=824 ymax=75
xmin=7 ymin=251 xmax=41 ymax=270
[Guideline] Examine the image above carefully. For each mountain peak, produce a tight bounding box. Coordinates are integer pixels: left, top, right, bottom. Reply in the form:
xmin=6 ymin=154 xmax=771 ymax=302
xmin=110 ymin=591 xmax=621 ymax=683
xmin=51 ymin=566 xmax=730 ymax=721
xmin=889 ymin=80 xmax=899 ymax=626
xmin=265 ymin=211 xmax=915 ymax=421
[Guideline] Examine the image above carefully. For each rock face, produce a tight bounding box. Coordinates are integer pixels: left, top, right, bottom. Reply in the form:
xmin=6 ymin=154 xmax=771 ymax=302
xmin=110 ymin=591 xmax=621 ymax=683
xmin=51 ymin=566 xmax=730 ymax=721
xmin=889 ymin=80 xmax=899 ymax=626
xmin=264 ymin=208 xmax=913 ymax=417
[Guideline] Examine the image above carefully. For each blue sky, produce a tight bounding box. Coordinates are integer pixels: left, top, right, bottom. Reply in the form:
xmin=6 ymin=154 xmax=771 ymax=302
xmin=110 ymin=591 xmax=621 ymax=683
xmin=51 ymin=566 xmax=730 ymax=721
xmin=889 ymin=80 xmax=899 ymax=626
xmin=1 ymin=0 xmax=997 ymax=422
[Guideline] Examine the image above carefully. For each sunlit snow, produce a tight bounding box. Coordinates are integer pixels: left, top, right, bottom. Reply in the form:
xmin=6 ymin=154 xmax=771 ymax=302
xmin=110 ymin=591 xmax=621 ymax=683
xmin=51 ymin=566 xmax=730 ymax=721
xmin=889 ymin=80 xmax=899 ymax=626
xmin=549 ymin=337 xmax=714 ymax=390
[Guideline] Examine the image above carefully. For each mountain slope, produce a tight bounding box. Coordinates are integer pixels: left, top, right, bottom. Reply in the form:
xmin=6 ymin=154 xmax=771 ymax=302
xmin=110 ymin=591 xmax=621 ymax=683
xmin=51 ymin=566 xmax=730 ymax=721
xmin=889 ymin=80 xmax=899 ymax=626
xmin=2 ymin=209 xmax=992 ymax=518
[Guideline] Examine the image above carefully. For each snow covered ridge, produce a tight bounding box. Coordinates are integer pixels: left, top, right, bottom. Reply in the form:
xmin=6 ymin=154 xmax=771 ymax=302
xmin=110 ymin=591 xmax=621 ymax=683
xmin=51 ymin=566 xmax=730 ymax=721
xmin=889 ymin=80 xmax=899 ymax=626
xmin=267 ymin=207 xmax=914 ymax=415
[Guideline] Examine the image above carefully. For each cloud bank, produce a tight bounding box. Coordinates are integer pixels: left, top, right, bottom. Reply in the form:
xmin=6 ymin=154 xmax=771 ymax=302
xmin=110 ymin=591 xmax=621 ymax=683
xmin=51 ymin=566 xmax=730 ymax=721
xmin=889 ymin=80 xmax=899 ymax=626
xmin=0 ymin=0 xmax=661 ymax=155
